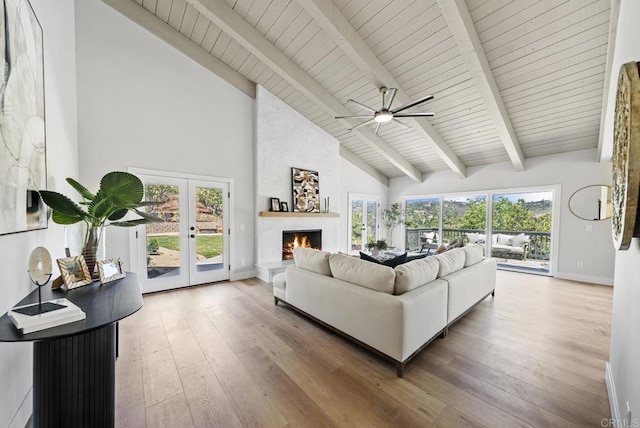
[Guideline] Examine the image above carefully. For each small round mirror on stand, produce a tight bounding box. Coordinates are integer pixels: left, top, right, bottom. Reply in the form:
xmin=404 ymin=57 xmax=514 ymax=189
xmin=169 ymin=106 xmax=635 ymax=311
xmin=569 ymin=185 xmax=612 ymax=221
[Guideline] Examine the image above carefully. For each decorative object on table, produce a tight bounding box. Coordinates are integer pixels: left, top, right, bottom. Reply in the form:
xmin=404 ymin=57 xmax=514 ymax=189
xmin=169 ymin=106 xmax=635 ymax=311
xmin=17 ymin=247 xmax=63 ymax=316
xmin=0 ymin=0 xmax=47 ymax=236
xmin=360 ymin=251 xmax=408 ymax=268
xmin=279 ymin=201 xmax=288 ymax=212
xmin=97 ymin=258 xmax=126 ymax=284
xmin=382 ymin=203 xmax=405 ymax=244
xmin=8 ymin=298 xmax=85 ymax=334
xmin=39 ymin=171 xmax=163 ymax=276
xmin=270 ymin=197 xmax=281 ymax=211
xmin=365 ymin=238 xmax=388 ymax=256
xmin=56 ymin=256 xmax=92 ymax=289
xmin=292 ymin=167 xmax=319 ymax=212
xmin=612 ymin=61 xmax=640 ymax=250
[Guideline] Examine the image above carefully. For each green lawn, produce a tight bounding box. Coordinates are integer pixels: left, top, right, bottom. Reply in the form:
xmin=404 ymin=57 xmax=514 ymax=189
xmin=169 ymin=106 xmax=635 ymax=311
xmin=149 ymin=235 xmax=223 ymax=259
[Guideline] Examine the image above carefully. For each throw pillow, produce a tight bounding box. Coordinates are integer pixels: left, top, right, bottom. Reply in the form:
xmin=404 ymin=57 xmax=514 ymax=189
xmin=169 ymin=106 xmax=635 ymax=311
xmin=466 ymin=232 xmax=480 ymax=243
xmin=435 ymin=244 xmax=447 ymax=254
xmin=508 ymin=233 xmax=529 ymax=248
xmin=382 ymin=252 xmax=407 ymax=268
xmin=359 ymin=251 xmax=381 ymax=264
xmin=496 ymin=233 xmax=513 ymax=245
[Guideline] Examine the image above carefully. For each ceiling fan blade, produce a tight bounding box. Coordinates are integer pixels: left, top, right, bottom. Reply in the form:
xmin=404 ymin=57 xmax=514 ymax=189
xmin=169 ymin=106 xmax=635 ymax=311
xmin=391 ymin=94 xmax=434 ymax=114
xmin=393 ymin=112 xmax=435 ymax=117
xmin=335 ymin=115 xmax=375 ymax=119
xmin=384 ymin=88 xmax=397 ymax=110
xmin=347 ymin=99 xmax=376 ymax=113
xmin=348 ymin=118 xmax=376 ymax=131
xmin=391 ymin=119 xmax=409 ymax=130
xmin=375 ymin=123 xmax=381 ymax=135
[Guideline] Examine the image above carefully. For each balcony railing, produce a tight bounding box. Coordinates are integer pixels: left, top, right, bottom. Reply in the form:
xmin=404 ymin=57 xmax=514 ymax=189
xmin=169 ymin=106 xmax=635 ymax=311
xmin=405 ymin=228 xmax=551 ymax=260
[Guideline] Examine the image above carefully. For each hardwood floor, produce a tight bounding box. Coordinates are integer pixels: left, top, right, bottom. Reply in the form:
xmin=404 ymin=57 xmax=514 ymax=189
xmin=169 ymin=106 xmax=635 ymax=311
xmin=115 ymin=271 xmax=613 ymax=427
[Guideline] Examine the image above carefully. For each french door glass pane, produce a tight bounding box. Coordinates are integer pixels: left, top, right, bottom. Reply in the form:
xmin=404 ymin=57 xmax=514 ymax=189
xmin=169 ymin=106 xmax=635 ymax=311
xmin=144 ymin=184 xmax=181 ymax=279
xmin=194 ymin=186 xmax=224 ymax=272
xmin=366 ymin=201 xmax=377 ymax=246
xmin=351 ymin=200 xmax=363 ymax=251
xmin=442 ymin=195 xmax=486 ymax=244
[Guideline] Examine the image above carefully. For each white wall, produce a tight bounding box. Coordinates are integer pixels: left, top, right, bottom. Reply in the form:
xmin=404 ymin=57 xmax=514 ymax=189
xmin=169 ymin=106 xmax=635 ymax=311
xmin=0 ymin=1 xmax=79 ymax=426
xmin=389 ymin=149 xmax=614 ymax=285
xmin=255 ymin=86 xmax=340 ymax=268
xmin=604 ymin=0 xmax=640 ymax=424
xmin=74 ymin=0 xmax=255 ymax=278
xmin=254 ymin=85 xmax=390 ymax=272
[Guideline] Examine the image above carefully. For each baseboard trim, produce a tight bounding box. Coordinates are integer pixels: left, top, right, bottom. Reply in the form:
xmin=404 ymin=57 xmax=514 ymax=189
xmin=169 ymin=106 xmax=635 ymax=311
xmin=605 ymin=362 xmax=621 ymax=427
xmin=8 ymin=388 xmax=32 ymax=428
xmin=231 ymin=269 xmax=256 ymax=281
xmin=555 ymin=271 xmax=613 ymax=286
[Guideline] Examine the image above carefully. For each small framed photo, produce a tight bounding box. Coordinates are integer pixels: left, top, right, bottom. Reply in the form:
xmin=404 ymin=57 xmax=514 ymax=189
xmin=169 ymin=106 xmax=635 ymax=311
xmin=270 ymin=197 xmax=281 ymax=211
xmin=57 ymin=256 xmax=92 ymax=289
xmin=280 ymin=201 xmax=289 ymax=212
xmin=97 ymin=258 xmax=126 ymax=284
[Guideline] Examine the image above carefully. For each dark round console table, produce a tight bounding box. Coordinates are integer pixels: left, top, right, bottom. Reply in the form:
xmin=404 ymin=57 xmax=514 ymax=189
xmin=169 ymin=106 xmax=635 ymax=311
xmin=0 ymin=273 xmax=142 ymax=428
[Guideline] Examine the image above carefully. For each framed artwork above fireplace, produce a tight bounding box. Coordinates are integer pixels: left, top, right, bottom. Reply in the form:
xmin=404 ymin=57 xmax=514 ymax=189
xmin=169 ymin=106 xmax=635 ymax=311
xmin=292 ymin=167 xmax=320 ymax=213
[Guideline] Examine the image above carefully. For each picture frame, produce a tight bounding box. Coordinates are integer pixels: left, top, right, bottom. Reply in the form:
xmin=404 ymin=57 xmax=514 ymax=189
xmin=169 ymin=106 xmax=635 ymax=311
xmin=0 ymin=0 xmax=48 ymax=236
xmin=56 ymin=256 xmax=92 ymax=289
xmin=292 ymin=167 xmax=320 ymax=212
xmin=280 ymin=201 xmax=289 ymax=212
xmin=97 ymin=258 xmax=126 ymax=284
xmin=270 ymin=197 xmax=281 ymax=211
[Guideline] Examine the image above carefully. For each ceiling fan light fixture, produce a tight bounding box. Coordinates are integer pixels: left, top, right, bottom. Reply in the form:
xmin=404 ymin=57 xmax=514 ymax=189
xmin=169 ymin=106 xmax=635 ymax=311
xmin=374 ymin=111 xmax=393 ymax=123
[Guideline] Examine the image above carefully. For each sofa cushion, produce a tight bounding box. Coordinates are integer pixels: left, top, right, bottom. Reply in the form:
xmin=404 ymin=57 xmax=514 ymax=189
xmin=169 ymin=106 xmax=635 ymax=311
xmin=293 ymin=247 xmax=332 ymax=276
xmin=466 ymin=232 xmax=480 ymax=243
xmin=328 ymin=253 xmax=395 ymax=294
xmin=433 ymin=247 xmax=466 ymax=277
xmin=393 ymin=256 xmax=440 ymax=295
xmin=508 ymin=233 xmax=529 ymax=247
xmin=463 ymin=243 xmax=484 ymax=267
xmin=496 ymin=233 xmax=514 ymax=245
xmin=492 ymin=244 xmax=525 ymax=254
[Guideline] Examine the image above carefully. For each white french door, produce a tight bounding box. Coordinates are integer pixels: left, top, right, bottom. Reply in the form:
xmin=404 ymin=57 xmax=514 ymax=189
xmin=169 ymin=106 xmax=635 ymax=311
xmin=348 ymin=193 xmax=380 ymax=254
xmin=133 ymin=174 xmax=230 ymax=293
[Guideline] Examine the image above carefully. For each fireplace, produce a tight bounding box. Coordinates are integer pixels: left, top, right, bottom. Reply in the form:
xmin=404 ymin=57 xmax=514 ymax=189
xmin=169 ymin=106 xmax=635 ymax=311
xmin=282 ymin=229 xmax=322 ymax=260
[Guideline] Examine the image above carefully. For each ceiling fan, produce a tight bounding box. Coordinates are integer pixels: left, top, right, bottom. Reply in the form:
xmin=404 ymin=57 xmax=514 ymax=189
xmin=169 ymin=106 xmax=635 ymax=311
xmin=335 ymin=87 xmax=435 ymax=134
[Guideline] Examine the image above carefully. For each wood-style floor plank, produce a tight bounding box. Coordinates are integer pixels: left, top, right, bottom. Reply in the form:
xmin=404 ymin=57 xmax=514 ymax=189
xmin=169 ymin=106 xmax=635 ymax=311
xmin=115 ymin=270 xmax=613 ymax=427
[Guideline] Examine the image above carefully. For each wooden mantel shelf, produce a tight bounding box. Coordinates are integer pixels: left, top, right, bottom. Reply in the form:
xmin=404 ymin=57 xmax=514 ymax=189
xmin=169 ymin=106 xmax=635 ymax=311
xmin=259 ymin=211 xmax=340 ymax=218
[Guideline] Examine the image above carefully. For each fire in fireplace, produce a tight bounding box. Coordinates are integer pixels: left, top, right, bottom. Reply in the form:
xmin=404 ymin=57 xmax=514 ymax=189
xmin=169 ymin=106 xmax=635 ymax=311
xmin=282 ymin=229 xmax=322 ymax=260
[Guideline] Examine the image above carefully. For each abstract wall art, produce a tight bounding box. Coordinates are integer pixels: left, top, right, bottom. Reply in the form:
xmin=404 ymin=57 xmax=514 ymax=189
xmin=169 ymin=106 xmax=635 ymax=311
xmin=291 ymin=167 xmax=319 ymax=213
xmin=0 ymin=0 xmax=47 ymax=235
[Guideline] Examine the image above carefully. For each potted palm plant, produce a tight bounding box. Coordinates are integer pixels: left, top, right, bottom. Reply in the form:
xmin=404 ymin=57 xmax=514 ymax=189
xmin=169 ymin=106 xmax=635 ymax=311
xmin=39 ymin=171 xmax=163 ymax=276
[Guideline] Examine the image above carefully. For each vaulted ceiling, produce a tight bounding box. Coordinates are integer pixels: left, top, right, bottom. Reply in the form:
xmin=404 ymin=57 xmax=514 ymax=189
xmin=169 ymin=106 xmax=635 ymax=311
xmin=103 ymin=0 xmax=616 ymax=183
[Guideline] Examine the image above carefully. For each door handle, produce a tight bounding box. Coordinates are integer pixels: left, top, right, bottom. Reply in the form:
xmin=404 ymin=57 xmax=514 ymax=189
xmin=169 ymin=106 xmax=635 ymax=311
xmin=190 ymin=234 xmax=195 ymax=238
xmin=190 ymin=226 xmax=195 ymax=231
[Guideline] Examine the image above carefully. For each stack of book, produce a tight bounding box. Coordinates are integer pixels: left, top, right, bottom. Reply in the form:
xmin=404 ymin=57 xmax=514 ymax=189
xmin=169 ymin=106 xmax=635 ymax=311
xmin=8 ymin=299 xmax=86 ymax=334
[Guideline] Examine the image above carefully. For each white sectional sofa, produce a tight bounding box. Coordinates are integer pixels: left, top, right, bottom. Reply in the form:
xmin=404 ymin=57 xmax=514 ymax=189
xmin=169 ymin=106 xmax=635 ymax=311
xmin=273 ymin=244 xmax=496 ymax=377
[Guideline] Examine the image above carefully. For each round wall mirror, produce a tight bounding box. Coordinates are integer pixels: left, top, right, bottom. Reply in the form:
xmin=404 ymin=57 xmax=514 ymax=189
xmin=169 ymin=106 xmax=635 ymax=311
xmin=569 ymin=185 xmax=612 ymax=221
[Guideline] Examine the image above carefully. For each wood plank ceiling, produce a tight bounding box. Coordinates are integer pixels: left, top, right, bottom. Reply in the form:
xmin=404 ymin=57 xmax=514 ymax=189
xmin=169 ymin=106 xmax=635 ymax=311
xmin=111 ymin=0 xmax=612 ymax=181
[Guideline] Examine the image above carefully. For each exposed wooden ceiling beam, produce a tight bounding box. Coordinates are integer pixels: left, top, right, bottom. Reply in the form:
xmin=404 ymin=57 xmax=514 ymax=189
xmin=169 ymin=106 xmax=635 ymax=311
xmin=186 ymin=0 xmax=423 ymax=183
xmin=437 ymin=0 xmax=525 ymax=171
xmin=297 ymin=0 xmax=467 ymax=178
xmin=101 ymin=0 xmax=255 ymax=98
xmin=597 ymin=0 xmax=621 ymax=162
